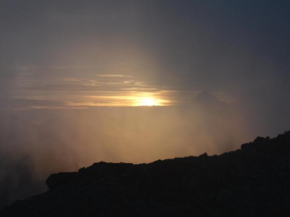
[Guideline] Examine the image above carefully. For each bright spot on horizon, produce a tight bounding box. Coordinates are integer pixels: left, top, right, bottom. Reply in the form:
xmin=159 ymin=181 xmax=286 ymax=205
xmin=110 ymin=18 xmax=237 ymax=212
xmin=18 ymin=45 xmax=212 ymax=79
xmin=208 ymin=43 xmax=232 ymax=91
xmin=139 ymin=97 xmax=159 ymax=106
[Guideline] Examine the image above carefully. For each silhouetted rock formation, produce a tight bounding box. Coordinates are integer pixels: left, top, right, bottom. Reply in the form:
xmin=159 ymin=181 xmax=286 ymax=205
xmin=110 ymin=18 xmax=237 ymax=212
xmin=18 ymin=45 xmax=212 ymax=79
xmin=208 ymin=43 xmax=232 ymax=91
xmin=1 ymin=132 xmax=290 ymax=217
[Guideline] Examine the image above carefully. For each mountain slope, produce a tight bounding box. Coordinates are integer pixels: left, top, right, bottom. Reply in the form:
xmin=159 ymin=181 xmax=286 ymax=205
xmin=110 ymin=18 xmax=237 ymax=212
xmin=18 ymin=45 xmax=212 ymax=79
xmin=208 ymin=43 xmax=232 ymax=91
xmin=1 ymin=132 xmax=290 ymax=217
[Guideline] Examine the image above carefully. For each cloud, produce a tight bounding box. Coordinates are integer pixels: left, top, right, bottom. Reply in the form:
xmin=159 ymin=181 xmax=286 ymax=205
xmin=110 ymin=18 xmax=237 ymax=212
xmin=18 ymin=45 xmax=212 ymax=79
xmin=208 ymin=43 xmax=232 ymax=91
xmin=0 ymin=99 xmax=66 ymax=110
xmin=96 ymin=74 xmax=132 ymax=78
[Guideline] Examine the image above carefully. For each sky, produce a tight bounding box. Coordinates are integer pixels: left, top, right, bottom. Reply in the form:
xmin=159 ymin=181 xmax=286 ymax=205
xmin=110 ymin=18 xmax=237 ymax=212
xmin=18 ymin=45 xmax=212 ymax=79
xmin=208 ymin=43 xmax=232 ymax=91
xmin=1 ymin=0 xmax=289 ymax=108
xmin=1 ymin=0 xmax=290 ymax=207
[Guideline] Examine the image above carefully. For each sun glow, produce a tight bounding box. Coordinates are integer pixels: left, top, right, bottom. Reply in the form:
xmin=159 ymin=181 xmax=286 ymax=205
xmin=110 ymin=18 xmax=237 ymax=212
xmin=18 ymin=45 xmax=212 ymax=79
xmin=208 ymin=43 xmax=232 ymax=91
xmin=139 ymin=98 xmax=157 ymax=106
xmin=73 ymin=93 xmax=171 ymax=107
xmin=132 ymin=97 xmax=163 ymax=106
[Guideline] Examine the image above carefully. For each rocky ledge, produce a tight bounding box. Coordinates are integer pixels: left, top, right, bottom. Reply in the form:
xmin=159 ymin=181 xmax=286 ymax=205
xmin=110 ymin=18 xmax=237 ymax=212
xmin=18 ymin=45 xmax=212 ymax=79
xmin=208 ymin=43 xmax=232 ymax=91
xmin=1 ymin=132 xmax=290 ymax=217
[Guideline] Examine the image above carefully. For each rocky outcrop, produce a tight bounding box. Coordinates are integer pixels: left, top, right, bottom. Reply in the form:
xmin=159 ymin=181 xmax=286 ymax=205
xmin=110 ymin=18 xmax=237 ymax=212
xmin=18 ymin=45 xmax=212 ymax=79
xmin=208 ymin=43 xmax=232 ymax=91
xmin=1 ymin=132 xmax=290 ymax=217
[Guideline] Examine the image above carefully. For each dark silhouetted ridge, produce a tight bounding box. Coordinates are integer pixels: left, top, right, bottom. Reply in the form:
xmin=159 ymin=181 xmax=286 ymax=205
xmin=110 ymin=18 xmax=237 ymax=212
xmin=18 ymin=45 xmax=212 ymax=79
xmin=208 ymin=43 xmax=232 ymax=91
xmin=1 ymin=131 xmax=290 ymax=217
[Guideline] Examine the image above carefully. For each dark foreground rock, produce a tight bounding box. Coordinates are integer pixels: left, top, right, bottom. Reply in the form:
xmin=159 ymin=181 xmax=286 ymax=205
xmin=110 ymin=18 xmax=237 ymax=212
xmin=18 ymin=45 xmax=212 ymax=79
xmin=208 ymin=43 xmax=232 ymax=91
xmin=1 ymin=132 xmax=290 ymax=217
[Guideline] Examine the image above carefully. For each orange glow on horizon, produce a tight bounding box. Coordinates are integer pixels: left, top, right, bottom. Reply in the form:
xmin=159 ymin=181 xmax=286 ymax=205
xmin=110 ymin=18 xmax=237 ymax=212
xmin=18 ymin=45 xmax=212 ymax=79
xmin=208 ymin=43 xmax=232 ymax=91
xmin=137 ymin=97 xmax=159 ymax=106
xmin=65 ymin=94 xmax=172 ymax=107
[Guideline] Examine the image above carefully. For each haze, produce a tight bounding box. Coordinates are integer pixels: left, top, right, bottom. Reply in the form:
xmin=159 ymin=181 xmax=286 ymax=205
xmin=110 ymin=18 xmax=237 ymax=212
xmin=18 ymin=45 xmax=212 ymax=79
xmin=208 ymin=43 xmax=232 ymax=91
xmin=1 ymin=0 xmax=290 ymax=207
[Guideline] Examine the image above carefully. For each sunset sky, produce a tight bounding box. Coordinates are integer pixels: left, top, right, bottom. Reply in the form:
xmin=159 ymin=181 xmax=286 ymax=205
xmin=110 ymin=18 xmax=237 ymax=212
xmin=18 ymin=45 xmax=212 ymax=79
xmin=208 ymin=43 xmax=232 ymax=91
xmin=1 ymin=0 xmax=290 ymax=207
xmin=0 ymin=1 xmax=289 ymax=110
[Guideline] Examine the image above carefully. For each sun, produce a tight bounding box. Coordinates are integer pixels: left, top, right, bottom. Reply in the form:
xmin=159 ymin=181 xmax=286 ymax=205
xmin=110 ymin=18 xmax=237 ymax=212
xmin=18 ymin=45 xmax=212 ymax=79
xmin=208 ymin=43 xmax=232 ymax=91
xmin=139 ymin=98 xmax=158 ymax=106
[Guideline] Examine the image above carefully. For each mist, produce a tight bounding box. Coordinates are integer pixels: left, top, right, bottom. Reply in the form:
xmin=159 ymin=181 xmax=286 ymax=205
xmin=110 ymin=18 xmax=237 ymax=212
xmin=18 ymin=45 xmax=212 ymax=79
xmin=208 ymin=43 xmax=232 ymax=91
xmin=1 ymin=0 xmax=290 ymax=209
xmin=1 ymin=93 xmax=290 ymax=207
